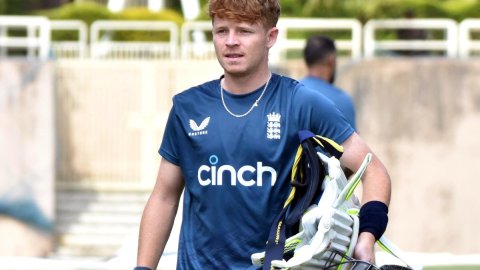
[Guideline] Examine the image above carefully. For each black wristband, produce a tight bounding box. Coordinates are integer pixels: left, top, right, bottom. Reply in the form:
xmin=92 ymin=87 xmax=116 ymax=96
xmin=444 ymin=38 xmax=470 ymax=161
xmin=134 ymin=267 xmax=152 ymax=270
xmin=359 ymin=200 xmax=389 ymax=240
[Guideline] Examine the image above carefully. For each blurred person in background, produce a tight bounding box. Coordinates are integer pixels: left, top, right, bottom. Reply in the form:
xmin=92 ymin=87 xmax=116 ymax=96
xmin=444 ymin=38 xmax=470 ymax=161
xmin=396 ymin=9 xmax=429 ymax=56
xmin=300 ymin=35 xmax=357 ymax=131
xmin=134 ymin=1 xmax=391 ymax=269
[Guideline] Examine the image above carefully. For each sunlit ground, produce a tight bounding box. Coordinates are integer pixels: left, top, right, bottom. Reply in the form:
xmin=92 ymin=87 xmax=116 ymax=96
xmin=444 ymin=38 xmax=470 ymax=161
xmin=1 ymin=252 xmax=480 ymax=270
xmin=376 ymin=251 xmax=480 ymax=270
xmin=426 ymin=265 xmax=480 ymax=270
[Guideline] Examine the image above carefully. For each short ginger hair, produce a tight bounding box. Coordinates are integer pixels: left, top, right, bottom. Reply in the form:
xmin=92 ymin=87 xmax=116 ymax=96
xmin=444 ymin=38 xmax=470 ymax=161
xmin=208 ymin=0 xmax=281 ymax=29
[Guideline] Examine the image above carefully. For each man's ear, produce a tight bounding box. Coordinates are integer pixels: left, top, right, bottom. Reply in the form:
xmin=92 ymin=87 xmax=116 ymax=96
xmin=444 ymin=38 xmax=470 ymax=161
xmin=327 ymin=53 xmax=336 ymax=68
xmin=327 ymin=53 xmax=337 ymax=66
xmin=267 ymin=27 xmax=279 ymax=48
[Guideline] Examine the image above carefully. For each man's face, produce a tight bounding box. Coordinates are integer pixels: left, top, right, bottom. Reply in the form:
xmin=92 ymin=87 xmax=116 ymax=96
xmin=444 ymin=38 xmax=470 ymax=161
xmin=212 ymin=17 xmax=276 ymax=76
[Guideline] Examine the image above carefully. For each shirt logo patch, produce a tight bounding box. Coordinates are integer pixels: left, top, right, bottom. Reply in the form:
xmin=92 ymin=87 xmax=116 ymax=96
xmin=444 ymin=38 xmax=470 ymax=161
xmin=267 ymin=112 xmax=281 ymax=140
xmin=189 ymin=117 xmax=210 ymax=137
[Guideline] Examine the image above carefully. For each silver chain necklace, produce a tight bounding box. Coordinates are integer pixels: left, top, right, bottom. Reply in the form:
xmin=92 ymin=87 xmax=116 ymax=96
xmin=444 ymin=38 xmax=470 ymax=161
xmin=220 ymin=73 xmax=272 ymax=118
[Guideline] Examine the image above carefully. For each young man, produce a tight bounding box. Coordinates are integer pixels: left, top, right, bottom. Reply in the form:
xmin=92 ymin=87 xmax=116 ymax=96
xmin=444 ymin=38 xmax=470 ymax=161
xmin=301 ymin=35 xmax=357 ymax=131
xmin=135 ymin=1 xmax=391 ymax=269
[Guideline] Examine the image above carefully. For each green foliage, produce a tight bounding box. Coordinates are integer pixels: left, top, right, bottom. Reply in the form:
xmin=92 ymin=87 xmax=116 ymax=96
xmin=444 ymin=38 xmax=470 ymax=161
xmin=0 ymin=0 xmax=6 ymax=14
xmin=165 ymin=0 xmax=182 ymax=12
xmin=6 ymin=0 xmax=479 ymax=44
xmin=439 ymin=0 xmax=480 ymax=21
xmin=37 ymin=3 xmax=184 ymax=42
xmin=197 ymin=0 xmax=480 ymax=31
xmin=114 ymin=7 xmax=183 ymax=25
xmin=276 ymin=0 xmax=480 ymax=44
xmin=197 ymin=4 xmax=210 ymax=21
xmin=36 ymin=2 xmax=112 ymax=42
xmin=280 ymin=0 xmax=480 ymax=22
xmin=0 ymin=0 xmax=43 ymax=15
xmin=110 ymin=7 xmax=184 ymax=42
xmin=39 ymin=2 xmax=112 ymax=26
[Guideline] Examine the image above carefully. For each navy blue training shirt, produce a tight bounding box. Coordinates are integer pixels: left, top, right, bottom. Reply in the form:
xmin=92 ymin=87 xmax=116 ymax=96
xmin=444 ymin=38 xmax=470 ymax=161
xmin=159 ymin=73 xmax=354 ymax=269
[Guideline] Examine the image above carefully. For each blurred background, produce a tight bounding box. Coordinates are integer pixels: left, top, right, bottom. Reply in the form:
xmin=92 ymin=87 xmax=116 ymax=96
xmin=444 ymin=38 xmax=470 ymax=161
xmin=1 ymin=0 xmax=480 ymax=269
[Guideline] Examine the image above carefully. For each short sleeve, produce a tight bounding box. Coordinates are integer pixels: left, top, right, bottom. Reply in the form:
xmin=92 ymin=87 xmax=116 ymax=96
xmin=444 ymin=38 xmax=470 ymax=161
xmin=159 ymin=101 xmax=181 ymax=165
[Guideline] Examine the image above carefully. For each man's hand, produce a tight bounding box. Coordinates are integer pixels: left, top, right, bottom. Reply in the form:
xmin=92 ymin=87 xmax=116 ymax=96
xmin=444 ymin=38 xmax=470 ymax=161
xmin=353 ymin=232 xmax=376 ymax=264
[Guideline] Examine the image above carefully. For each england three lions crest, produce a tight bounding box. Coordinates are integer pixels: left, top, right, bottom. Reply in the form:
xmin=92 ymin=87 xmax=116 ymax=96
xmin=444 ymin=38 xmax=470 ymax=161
xmin=267 ymin=112 xmax=281 ymax=140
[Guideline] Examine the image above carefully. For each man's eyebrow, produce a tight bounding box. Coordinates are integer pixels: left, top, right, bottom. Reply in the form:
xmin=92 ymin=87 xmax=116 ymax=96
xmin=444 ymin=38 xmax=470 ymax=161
xmin=213 ymin=25 xmax=227 ymax=30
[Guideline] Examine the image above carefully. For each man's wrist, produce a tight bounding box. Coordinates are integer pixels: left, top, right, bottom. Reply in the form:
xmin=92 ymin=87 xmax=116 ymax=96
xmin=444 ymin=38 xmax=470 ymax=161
xmin=359 ymin=200 xmax=389 ymax=240
xmin=134 ymin=266 xmax=152 ymax=270
xmin=358 ymin=231 xmax=376 ymax=245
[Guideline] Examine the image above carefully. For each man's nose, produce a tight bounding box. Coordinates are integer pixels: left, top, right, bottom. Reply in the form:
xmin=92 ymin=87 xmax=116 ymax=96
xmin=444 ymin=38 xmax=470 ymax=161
xmin=226 ymin=32 xmax=239 ymax=46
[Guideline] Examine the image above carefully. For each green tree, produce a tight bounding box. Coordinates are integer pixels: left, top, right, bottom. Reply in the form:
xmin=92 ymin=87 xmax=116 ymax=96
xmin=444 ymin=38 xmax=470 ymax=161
xmin=0 ymin=0 xmax=6 ymax=14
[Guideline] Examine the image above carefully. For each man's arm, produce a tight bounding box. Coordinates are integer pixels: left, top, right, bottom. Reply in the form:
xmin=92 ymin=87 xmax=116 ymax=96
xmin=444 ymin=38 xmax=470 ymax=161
xmin=136 ymin=158 xmax=184 ymax=270
xmin=340 ymin=132 xmax=392 ymax=263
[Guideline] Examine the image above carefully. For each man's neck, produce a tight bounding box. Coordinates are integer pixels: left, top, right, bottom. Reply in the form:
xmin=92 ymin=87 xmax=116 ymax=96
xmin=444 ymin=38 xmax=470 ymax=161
xmin=308 ymin=66 xmax=330 ymax=82
xmin=222 ymin=70 xmax=272 ymax=94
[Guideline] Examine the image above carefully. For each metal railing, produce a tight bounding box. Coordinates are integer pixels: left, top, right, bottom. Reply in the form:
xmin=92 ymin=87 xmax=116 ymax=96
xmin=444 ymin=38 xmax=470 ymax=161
xmin=0 ymin=16 xmax=51 ymax=59
xmin=364 ymin=19 xmax=458 ymax=57
xmin=459 ymin=19 xmax=480 ymax=58
xmin=4 ymin=16 xmax=480 ymax=59
xmin=180 ymin=21 xmax=215 ymax=60
xmin=50 ymin=20 xmax=88 ymax=58
xmin=180 ymin=18 xmax=363 ymax=62
xmin=89 ymin=20 xmax=178 ymax=59
xmin=275 ymin=18 xmax=363 ymax=61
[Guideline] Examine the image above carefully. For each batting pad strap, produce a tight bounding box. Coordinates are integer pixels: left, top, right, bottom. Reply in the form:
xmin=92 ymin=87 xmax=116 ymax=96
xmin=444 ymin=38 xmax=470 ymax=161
xmin=133 ymin=267 xmax=152 ymax=270
xmin=359 ymin=200 xmax=388 ymax=240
